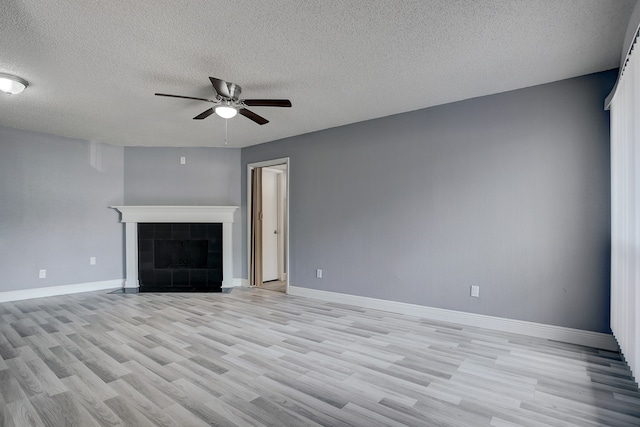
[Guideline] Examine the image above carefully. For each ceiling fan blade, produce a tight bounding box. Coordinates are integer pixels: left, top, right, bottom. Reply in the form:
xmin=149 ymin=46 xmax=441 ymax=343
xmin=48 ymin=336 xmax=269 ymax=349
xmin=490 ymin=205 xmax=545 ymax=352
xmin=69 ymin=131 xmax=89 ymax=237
xmin=155 ymin=93 xmax=214 ymax=103
xmin=239 ymin=108 xmax=269 ymax=125
xmin=243 ymin=99 xmax=292 ymax=107
xmin=193 ymin=108 xmax=215 ymax=120
xmin=209 ymin=77 xmax=230 ymax=98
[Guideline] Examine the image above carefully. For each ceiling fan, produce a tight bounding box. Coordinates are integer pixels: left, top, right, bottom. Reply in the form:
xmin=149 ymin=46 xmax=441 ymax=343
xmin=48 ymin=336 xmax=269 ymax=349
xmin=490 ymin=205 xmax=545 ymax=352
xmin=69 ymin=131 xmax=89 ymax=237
xmin=155 ymin=77 xmax=291 ymax=125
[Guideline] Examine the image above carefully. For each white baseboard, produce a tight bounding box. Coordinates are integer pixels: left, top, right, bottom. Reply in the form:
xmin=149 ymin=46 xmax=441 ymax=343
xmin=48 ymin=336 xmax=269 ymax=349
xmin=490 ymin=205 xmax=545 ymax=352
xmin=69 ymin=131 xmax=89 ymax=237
xmin=233 ymin=278 xmax=250 ymax=287
xmin=288 ymin=286 xmax=618 ymax=351
xmin=0 ymin=279 xmax=124 ymax=303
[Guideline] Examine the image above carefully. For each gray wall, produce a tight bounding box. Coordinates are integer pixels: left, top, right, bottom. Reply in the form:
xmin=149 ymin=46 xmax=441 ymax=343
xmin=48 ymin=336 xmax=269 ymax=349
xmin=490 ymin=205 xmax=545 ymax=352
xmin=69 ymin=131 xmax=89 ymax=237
xmin=123 ymin=147 xmax=242 ymax=278
xmin=242 ymin=70 xmax=616 ymax=333
xmin=619 ymin=0 xmax=640 ymax=70
xmin=0 ymin=127 xmax=124 ymax=291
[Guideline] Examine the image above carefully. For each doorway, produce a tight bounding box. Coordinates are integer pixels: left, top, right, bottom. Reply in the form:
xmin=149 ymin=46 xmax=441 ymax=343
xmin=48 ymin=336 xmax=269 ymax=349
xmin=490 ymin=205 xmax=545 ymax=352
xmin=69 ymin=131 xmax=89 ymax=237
xmin=247 ymin=158 xmax=289 ymax=293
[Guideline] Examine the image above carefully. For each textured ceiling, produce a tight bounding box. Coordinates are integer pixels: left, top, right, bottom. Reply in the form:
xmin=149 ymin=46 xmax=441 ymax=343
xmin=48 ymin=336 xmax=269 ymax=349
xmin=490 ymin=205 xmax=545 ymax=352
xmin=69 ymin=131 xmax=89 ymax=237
xmin=0 ymin=0 xmax=635 ymax=148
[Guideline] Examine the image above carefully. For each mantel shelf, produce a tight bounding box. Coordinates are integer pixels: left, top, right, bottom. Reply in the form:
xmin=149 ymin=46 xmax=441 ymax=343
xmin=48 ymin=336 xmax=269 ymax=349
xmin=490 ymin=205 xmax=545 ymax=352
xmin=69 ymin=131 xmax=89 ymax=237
xmin=111 ymin=205 xmax=238 ymax=223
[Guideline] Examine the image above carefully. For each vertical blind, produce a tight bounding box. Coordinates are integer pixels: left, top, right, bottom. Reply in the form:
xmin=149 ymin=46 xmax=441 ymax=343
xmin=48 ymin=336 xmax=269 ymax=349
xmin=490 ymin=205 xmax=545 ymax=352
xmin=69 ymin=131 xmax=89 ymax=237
xmin=610 ymin=32 xmax=640 ymax=382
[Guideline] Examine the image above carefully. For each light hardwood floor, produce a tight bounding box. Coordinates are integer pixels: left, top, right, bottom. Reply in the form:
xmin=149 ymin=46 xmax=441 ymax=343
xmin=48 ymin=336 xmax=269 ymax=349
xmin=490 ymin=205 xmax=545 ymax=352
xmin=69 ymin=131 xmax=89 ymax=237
xmin=0 ymin=287 xmax=638 ymax=426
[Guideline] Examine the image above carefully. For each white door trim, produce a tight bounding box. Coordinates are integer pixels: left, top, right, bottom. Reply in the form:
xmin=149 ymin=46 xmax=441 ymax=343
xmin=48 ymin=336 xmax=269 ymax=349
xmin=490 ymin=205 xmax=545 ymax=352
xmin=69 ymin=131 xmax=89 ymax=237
xmin=247 ymin=157 xmax=290 ymax=293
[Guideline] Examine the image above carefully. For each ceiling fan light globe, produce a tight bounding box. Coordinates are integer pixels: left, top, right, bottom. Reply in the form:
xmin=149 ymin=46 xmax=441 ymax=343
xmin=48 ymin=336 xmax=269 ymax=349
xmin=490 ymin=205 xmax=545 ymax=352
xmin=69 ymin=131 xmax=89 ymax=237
xmin=0 ymin=74 xmax=28 ymax=95
xmin=215 ymin=105 xmax=237 ymax=119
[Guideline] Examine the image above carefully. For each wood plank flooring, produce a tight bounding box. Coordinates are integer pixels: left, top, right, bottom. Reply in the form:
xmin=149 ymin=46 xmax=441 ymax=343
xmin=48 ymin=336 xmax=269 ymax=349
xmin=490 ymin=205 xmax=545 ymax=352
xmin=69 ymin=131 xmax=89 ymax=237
xmin=0 ymin=287 xmax=638 ymax=426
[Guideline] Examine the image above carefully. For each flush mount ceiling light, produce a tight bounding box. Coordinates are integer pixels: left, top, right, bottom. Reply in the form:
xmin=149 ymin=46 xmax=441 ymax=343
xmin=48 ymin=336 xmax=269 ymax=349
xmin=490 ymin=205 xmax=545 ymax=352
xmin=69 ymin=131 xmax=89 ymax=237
xmin=215 ymin=104 xmax=238 ymax=119
xmin=0 ymin=73 xmax=28 ymax=95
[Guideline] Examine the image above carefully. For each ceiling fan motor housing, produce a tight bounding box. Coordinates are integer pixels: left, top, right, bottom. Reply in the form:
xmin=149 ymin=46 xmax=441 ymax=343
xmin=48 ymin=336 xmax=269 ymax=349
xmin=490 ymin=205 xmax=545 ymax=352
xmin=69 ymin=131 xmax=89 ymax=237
xmin=225 ymin=82 xmax=241 ymax=101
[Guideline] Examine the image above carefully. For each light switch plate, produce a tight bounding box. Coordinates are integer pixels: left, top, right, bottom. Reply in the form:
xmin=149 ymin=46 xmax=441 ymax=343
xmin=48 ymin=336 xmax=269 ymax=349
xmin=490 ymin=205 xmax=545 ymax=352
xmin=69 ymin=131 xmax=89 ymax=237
xmin=316 ymin=269 xmax=323 ymax=278
xmin=471 ymin=285 xmax=480 ymax=297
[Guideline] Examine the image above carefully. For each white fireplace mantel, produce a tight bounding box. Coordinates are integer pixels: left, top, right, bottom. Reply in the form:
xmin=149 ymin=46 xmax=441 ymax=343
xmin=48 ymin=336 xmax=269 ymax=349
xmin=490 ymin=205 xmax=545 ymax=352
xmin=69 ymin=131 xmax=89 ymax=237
xmin=111 ymin=206 xmax=238 ymax=289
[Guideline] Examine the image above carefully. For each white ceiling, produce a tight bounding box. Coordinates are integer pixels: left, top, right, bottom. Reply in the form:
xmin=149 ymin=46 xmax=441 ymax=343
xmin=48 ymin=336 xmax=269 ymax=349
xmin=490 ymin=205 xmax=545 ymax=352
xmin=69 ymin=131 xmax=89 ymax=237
xmin=0 ymin=0 xmax=635 ymax=148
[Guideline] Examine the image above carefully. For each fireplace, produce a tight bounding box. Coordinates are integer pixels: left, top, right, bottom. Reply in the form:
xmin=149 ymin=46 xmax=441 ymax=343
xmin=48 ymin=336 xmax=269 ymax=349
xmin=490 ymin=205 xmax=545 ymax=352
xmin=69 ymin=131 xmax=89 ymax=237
xmin=154 ymin=239 xmax=208 ymax=269
xmin=111 ymin=206 xmax=238 ymax=291
xmin=138 ymin=223 xmax=222 ymax=292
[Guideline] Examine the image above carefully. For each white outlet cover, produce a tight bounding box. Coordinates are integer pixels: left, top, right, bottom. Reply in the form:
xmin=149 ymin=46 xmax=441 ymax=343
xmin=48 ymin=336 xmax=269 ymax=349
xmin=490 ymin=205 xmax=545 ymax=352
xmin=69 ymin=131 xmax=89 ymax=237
xmin=90 ymin=257 xmax=96 ymax=265
xmin=316 ymin=269 xmax=323 ymax=278
xmin=180 ymin=156 xmax=186 ymax=164
xmin=471 ymin=285 xmax=480 ymax=297
xmin=39 ymin=269 xmax=47 ymax=278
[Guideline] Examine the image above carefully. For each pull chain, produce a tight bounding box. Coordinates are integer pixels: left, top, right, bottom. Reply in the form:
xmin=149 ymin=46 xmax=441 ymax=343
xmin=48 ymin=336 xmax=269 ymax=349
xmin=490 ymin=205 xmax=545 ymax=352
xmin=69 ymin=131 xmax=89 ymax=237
xmin=224 ymin=119 xmax=228 ymax=145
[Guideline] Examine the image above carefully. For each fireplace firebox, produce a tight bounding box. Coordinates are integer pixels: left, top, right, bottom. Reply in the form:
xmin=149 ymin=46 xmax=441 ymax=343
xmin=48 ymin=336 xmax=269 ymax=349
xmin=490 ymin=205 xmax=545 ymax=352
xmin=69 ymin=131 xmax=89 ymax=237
xmin=138 ymin=223 xmax=222 ymax=292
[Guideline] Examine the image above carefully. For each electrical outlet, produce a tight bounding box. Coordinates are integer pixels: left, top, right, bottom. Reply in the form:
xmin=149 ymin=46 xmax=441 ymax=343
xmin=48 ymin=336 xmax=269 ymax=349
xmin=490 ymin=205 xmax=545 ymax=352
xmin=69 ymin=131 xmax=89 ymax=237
xmin=39 ymin=269 xmax=47 ymax=279
xmin=90 ymin=257 xmax=96 ymax=265
xmin=316 ymin=269 xmax=323 ymax=278
xmin=180 ymin=156 xmax=186 ymax=165
xmin=471 ymin=285 xmax=480 ymax=298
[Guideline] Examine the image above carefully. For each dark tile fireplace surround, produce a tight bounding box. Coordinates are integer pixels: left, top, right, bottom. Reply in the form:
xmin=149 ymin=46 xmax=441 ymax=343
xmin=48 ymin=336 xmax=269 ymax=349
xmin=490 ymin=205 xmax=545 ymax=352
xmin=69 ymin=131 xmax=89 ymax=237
xmin=137 ymin=223 xmax=223 ymax=292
